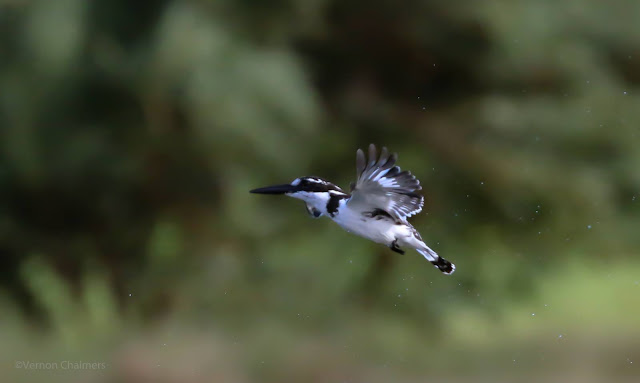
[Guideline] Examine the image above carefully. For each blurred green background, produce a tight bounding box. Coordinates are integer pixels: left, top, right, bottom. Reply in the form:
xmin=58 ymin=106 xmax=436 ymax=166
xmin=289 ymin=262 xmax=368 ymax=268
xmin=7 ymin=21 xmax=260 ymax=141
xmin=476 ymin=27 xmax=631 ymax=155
xmin=1 ymin=0 xmax=639 ymax=382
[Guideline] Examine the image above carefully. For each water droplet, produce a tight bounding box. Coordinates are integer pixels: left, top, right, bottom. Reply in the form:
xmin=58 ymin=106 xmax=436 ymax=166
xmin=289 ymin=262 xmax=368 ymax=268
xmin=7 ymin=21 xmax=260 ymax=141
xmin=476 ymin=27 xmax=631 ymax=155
xmin=587 ymin=225 xmax=592 ymax=229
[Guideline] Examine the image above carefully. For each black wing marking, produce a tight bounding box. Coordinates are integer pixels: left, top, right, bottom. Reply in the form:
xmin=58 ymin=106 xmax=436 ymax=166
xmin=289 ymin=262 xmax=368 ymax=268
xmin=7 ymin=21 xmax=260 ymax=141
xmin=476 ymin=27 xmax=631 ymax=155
xmin=349 ymin=144 xmax=424 ymax=221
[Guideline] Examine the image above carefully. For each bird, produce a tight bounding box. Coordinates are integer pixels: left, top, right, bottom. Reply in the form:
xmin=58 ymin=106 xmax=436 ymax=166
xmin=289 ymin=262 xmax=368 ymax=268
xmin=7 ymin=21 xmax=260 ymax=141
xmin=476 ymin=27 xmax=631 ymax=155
xmin=250 ymin=144 xmax=455 ymax=275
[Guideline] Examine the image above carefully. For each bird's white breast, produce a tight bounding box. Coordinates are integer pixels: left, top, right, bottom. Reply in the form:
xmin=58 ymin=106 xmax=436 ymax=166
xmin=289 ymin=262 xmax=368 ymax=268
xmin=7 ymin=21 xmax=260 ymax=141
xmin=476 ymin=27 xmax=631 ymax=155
xmin=330 ymin=199 xmax=401 ymax=245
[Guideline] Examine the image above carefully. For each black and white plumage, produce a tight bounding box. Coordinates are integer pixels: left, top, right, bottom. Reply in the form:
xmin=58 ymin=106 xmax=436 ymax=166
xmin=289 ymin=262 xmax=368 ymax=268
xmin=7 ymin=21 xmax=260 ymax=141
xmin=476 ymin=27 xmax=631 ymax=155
xmin=350 ymin=144 xmax=424 ymax=221
xmin=250 ymin=144 xmax=455 ymax=275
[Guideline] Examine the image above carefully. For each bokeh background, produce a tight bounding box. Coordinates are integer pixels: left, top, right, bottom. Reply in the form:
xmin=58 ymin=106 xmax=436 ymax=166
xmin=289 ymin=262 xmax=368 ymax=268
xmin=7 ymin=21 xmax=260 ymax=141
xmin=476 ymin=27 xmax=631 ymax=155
xmin=1 ymin=0 xmax=639 ymax=382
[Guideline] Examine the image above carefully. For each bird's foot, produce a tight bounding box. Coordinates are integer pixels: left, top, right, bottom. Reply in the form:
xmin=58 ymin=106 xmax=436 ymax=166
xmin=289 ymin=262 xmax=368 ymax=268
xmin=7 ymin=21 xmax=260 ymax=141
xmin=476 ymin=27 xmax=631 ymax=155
xmin=390 ymin=239 xmax=405 ymax=255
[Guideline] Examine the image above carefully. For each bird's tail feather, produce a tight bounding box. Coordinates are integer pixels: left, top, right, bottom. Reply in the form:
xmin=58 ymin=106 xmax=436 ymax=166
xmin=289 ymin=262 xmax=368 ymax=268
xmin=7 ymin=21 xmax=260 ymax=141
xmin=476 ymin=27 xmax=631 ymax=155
xmin=417 ymin=247 xmax=455 ymax=275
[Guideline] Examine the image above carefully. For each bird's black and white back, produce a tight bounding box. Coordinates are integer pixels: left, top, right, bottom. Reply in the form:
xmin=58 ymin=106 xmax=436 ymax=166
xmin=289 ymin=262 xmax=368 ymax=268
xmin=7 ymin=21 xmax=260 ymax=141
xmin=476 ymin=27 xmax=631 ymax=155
xmin=250 ymin=144 xmax=455 ymax=275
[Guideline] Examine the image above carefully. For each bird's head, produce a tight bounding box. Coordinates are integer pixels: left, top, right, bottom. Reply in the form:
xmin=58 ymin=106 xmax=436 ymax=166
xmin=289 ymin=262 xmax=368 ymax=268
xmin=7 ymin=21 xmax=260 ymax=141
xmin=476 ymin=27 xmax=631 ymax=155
xmin=250 ymin=176 xmax=346 ymax=217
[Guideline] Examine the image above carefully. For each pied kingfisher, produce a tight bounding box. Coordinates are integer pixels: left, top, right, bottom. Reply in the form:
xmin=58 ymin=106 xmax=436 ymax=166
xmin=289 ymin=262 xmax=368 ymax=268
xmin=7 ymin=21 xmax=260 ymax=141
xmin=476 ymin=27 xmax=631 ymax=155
xmin=250 ymin=144 xmax=455 ymax=275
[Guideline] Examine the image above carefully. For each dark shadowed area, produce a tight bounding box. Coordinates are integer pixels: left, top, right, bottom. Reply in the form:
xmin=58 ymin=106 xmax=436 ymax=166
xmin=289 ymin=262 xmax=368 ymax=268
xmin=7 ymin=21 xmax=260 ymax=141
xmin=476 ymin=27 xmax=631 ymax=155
xmin=1 ymin=1 xmax=639 ymax=382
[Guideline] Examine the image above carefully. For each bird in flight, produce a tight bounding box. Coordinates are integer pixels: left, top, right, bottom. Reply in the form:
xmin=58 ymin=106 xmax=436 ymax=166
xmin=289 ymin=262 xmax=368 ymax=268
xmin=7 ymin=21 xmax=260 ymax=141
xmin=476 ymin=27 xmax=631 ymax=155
xmin=250 ymin=144 xmax=455 ymax=275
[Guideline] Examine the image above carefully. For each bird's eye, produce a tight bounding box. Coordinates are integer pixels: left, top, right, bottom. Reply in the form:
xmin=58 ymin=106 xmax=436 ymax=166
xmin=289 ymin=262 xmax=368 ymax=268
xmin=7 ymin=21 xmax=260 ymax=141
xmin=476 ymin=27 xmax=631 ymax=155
xmin=305 ymin=204 xmax=321 ymax=218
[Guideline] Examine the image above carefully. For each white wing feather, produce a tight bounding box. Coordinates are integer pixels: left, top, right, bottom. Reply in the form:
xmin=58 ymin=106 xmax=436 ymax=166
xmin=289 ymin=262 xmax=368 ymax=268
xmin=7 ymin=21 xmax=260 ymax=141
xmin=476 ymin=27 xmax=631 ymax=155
xmin=348 ymin=144 xmax=424 ymax=221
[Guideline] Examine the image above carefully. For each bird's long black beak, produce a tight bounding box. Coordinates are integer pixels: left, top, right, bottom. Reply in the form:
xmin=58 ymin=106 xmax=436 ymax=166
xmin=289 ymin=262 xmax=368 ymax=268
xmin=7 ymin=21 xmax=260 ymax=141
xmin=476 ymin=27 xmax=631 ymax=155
xmin=250 ymin=184 xmax=296 ymax=195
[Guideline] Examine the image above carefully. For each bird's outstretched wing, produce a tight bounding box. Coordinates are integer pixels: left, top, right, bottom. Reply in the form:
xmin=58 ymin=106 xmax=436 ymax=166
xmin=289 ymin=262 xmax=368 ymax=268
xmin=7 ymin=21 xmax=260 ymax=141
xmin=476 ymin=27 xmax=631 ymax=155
xmin=348 ymin=144 xmax=424 ymax=221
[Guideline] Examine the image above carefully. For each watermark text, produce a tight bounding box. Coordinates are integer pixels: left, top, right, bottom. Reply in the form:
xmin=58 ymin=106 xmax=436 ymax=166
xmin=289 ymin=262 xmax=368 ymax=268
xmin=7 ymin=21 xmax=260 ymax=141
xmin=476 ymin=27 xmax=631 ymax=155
xmin=15 ymin=360 xmax=107 ymax=370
